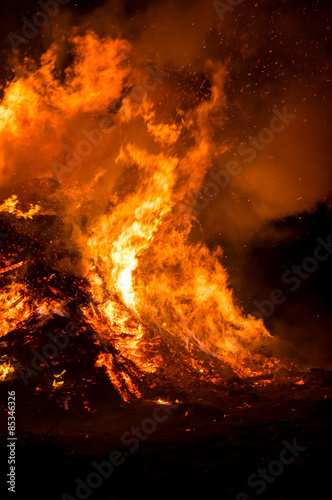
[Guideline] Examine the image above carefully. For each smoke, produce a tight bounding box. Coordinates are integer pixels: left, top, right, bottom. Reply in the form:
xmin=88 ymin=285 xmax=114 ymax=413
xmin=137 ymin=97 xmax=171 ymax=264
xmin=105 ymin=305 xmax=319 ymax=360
xmin=200 ymin=99 xmax=332 ymax=244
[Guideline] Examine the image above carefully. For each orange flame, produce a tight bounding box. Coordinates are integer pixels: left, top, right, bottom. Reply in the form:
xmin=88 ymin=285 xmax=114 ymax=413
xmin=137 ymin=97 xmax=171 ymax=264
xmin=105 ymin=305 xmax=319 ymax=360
xmin=0 ymin=32 xmax=284 ymax=401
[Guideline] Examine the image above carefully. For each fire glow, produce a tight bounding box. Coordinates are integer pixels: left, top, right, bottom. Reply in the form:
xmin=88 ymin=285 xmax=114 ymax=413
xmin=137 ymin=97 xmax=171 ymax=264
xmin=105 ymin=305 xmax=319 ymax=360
xmin=0 ymin=32 xmax=286 ymax=402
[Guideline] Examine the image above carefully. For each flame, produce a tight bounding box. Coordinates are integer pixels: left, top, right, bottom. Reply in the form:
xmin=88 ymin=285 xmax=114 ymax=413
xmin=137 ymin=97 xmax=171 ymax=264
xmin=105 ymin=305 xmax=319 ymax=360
xmin=88 ymin=144 xmax=178 ymax=307
xmin=0 ymin=32 xmax=285 ymax=402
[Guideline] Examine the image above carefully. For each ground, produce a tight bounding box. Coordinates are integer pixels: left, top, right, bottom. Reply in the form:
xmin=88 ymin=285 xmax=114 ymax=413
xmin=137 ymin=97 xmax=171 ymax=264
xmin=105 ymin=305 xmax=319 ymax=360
xmin=1 ymin=369 xmax=332 ymax=500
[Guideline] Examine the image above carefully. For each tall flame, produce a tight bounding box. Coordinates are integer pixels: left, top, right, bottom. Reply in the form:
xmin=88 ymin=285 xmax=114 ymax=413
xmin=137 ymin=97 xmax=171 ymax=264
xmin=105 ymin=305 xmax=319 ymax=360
xmin=0 ymin=32 xmax=282 ymax=401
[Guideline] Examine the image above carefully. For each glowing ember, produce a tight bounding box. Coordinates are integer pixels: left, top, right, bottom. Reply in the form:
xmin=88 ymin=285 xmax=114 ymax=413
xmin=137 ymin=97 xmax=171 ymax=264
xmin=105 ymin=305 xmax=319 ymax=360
xmin=0 ymin=357 xmax=15 ymax=381
xmin=0 ymin=284 xmax=31 ymax=338
xmin=0 ymin=195 xmax=40 ymax=219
